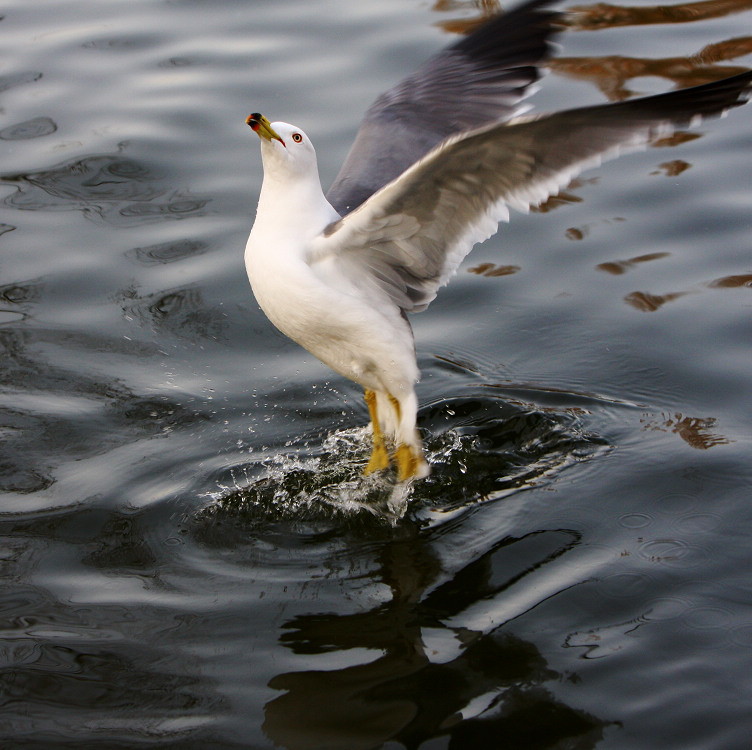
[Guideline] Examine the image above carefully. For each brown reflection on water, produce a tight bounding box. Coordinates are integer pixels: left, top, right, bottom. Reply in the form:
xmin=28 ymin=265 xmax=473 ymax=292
xmin=624 ymin=290 xmax=690 ymax=311
xmin=597 ymin=252 xmax=671 ymax=275
xmin=551 ymin=34 xmax=752 ymax=101
xmin=641 ymin=412 xmax=731 ymax=449
xmin=564 ymin=215 xmax=626 ymax=242
xmin=566 ymin=0 xmax=752 ymax=31
xmin=429 ymin=0 xmax=752 ymax=103
xmin=560 ymin=0 xmax=752 ymax=102
xmin=624 ymin=271 xmax=752 ymax=311
xmin=708 ymin=273 xmax=752 ymax=288
xmin=652 ymin=131 xmax=702 ymax=149
xmin=651 ymin=159 xmax=693 ymax=177
xmin=467 ymin=262 xmax=520 ymax=277
xmin=533 ymin=179 xmax=591 ymax=214
xmin=431 ymin=0 xmax=502 ymax=34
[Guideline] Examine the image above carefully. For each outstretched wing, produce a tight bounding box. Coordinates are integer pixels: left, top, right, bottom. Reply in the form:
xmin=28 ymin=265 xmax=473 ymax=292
xmin=312 ymin=72 xmax=752 ymax=313
xmin=325 ymin=0 xmax=562 ymax=216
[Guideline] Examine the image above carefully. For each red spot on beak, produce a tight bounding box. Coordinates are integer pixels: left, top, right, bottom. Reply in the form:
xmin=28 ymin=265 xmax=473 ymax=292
xmin=246 ymin=113 xmax=285 ymax=146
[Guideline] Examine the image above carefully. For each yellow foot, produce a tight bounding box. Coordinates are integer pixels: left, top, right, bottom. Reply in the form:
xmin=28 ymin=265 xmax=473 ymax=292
xmin=365 ymin=440 xmax=390 ymax=474
xmin=394 ymin=444 xmax=429 ymax=482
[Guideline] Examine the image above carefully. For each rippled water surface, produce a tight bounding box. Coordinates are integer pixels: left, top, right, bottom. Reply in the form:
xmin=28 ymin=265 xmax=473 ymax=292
xmin=2 ymin=0 xmax=752 ymax=747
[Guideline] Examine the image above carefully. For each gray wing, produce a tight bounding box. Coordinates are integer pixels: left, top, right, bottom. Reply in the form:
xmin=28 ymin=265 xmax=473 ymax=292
xmin=312 ymin=72 xmax=752 ymax=313
xmin=325 ymin=0 xmax=562 ymax=216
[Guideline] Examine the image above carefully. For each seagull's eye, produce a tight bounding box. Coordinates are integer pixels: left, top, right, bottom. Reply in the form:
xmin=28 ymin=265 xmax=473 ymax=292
xmin=292 ymin=133 xmax=303 ymax=143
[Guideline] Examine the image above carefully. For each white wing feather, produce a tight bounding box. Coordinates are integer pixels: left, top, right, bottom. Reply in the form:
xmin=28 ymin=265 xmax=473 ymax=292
xmin=311 ymin=73 xmax=752 ymax=313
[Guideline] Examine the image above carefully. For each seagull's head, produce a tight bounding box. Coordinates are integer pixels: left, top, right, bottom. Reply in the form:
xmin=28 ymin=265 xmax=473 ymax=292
xmin=246 ymin=113 xmax=318 ymax=178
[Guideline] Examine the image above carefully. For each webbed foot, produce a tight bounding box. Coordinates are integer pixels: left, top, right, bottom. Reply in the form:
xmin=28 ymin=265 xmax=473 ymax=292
xmin=365 ymin=440 xmax=390 ymax=474
xmin=394 ymin=443 xmax=429 ymax=482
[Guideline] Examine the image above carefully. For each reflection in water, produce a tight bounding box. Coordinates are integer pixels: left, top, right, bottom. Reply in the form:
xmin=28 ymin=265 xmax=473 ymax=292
xmin=624 ymin=290 xmax=689 ymax=311
xmin=0 ymin=277 xmax=43 ymax=307
xmin=1 ymin=0 xmax=750 ymax=746
xmin=467 ymin=262 xmax=520 ymax=277
xmin=81 ymin=36 xmax=158 ymax=51
xmin=596 ymin=251 xmax=671 ymax=275
xmin=0 ymin=70 xmax=42 ymax=94
xmin=264 ymin=531 xmax=610 ymax=749
xmin=623 ymin=268 xmax=752 ymax=310
xmin=158 ymin=55 xmax=209 ymax=68
xmin=533 ymin=178 xmax=589 ymax=214
xmin=117 ymin=190 xmax=210 ymax=225
xmin=0 ymin=505 xmax=228 ymax=746
xmin=641 ymin=412 xmax=731 ymax=449
xmin=0 ymin=277 xmax=41 ymax=329
xmin=557 ymin=0 xmax=752 ymax=100
xmin=419 ymin=397 xmax=609 ymax=511
xmin=565 ymin=614 xmax=648 ymax=659
xmin=118 ymin=284 xmax=227 ymax=340
xmin=0 ymin=317 xmax=205 ymax=495
xmin=0 ymin=585 xmax=225 ymax=743
xmin=650 ymin=159 xmax=692 ymax=176
xmin=430 ymin=0 xmax=503 ymax=35
xmin=430 ymin=1 xmax=752 ymax=102
xmin=126 ymin=238 xmax=209 ymax=265
xmin=551 ymin=36 xmax=752 ymax=101
xmin=0 ymin=149 xmax=210 ymax=226
xmin=562 ymin=215 xmax=625 ymax=242
xmin=566 ymin=0 xmax=752 ymax=31
xmin=651 ymin=131 xmax=701 ymax=148
xmin=81 ymin=511 xmax=159 ymax=572
xmin=0 ymin=116 xmax=57 ymax=141
xmin=708 ymin=273 xmax=752 ymax=288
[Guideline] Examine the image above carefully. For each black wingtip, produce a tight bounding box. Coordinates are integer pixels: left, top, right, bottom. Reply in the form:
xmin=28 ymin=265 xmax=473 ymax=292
xmin=626 ymin=70 xmax=752 ymax=123
xmin=451 ymin=0 xmax=563 ymax=67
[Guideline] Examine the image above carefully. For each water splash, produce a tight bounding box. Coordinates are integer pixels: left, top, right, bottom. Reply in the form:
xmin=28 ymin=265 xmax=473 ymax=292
xmin=200 ymin=428 xmax=415 ymax=529
xmin=198 ymin=394 xmax=609 ymax=531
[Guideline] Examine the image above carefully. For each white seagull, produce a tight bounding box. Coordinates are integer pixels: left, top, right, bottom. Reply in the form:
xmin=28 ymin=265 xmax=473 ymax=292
xmin=244 ymin=0 xmax=752 ymax=481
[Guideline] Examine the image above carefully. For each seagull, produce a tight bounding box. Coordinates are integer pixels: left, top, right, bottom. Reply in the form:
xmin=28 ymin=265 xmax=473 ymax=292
xmin=244 ymin=0 xmax=752 ymax=481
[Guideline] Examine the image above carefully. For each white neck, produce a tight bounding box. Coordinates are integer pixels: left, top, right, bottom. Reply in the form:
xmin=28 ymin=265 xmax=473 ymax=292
xmin=249 ymin=141 xmax=340 ymax=251
xmin=257 ymin=176 xmax=335 ymax=242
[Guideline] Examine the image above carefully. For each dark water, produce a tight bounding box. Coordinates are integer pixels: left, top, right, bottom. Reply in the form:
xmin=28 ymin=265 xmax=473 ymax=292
xmin=2 ymin=0 xmax=752 ymax=747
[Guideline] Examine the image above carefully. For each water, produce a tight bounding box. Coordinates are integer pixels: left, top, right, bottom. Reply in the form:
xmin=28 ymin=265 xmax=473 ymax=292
xmin=1 ymin=0 xmax=751 ymax=747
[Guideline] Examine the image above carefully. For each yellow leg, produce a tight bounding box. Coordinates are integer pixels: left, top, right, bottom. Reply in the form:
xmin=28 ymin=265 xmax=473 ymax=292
xmin=395 ymin=443 xmax=421 ymax=482
xmin=389 ymin=395 xmax=428 ymax=480
xmin=364 ymin=389 xmax=389 ymax=474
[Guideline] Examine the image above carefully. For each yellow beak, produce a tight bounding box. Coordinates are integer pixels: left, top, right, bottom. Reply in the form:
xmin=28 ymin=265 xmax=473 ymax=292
xmin=246 ymin=113 xmax=284 ymax=146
